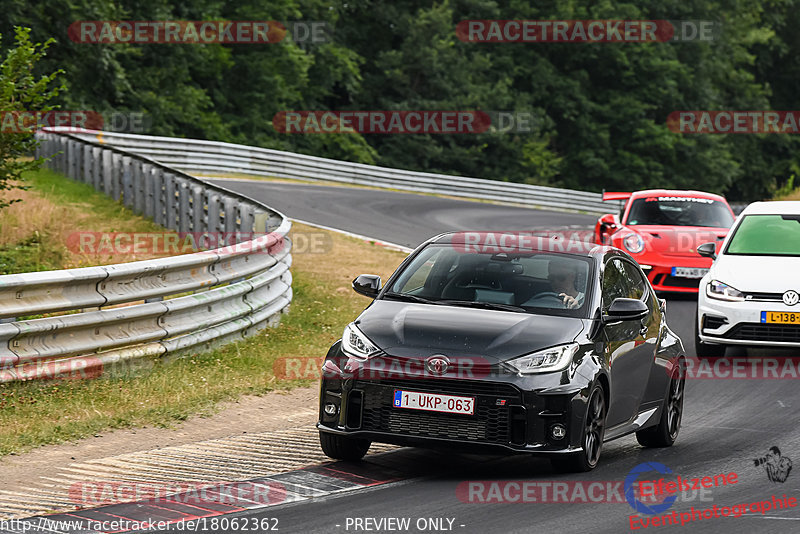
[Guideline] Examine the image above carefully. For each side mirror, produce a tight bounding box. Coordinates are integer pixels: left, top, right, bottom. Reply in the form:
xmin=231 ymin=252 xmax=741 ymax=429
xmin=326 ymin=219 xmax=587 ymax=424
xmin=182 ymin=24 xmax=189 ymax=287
xmin=604 ymin=298 xmax=648 ymax=322
xmin=597 ymin=214 xmax=619 ymax=245
xmin=697 ymin=242 xmax=717 ymax=260
xmin=599 ymin=213 xmax=618 ymax=230
xmin=352 ymin=274 xmax=382 ymax=298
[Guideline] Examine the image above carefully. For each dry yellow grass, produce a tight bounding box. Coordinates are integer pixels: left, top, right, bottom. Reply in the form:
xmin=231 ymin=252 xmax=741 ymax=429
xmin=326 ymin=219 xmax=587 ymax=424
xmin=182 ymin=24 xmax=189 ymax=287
xmin=0 ymin=170 xmax=181 ymax=271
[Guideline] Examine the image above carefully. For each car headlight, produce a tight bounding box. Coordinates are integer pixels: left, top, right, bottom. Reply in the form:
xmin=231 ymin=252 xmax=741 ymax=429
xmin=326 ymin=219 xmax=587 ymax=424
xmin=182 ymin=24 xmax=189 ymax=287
xmin=341 ymin=322 xmax=379 ymax=359
xmin=505 ymin=343 xmax=579 ymax=375
xmin=623 ymin=234 xmax=645 ymax=254
xmin=706 ymin=280 xmax=744 ymax=302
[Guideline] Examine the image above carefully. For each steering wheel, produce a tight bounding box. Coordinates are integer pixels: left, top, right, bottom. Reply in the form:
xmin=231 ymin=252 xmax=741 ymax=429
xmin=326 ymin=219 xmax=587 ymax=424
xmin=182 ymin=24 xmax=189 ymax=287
xmin=524 ymin=291 xmax=566 ymax=308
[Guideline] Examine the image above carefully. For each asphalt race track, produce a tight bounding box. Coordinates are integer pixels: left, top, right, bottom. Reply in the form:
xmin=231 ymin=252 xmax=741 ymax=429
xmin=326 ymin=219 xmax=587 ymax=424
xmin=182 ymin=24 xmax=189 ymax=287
xmin=187 ymin=180 xmax=800 ymax=533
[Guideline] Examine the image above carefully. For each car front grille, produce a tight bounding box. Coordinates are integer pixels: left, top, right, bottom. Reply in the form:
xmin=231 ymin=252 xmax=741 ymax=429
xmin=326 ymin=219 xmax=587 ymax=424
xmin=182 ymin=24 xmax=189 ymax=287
xmin=717 ymin=323 xmax=800 ymax=343
xmin=355 ymin=379 xmax=521 ymax=445
xmin=654 ymin=274 xmax=701 ymax=289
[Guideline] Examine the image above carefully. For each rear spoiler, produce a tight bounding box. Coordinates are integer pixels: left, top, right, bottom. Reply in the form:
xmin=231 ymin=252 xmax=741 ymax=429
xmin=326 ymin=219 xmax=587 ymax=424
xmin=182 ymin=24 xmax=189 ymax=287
xmin=602 ymin=191 xmax=632 ymax=202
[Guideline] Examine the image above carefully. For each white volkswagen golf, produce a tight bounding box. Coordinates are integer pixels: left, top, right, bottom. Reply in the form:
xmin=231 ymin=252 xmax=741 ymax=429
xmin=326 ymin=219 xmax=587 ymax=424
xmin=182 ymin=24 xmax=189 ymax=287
xmin=695 ymin=201 xmax=800 ymax=357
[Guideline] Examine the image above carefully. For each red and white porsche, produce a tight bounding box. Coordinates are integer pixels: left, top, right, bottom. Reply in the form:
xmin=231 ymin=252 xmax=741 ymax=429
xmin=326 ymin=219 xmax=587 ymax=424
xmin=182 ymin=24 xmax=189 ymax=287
xmin=594 ymin=189 xmax=736 ymax=293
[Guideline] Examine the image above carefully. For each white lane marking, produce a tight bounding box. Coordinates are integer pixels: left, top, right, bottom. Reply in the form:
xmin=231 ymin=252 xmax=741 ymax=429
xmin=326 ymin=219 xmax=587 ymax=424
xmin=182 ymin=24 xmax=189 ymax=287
xmin=290 ymin=217 xmax=413 ymax=253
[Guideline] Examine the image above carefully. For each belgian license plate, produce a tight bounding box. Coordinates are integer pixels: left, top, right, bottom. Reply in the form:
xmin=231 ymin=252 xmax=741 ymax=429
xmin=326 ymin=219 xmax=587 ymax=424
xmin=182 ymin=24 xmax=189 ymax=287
xmin=393 ymin=390 xmax=475 ymax=415
xmin=762 ymin=311 xmax=800 ymax=324
xmin=671 ymin=267 xmax=709 ymax=279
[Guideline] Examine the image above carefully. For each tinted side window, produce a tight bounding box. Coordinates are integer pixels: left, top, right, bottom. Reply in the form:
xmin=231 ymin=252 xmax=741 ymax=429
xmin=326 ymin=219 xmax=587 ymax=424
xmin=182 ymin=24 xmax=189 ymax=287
xmin=602 ymin=259 xmax=631 ymax=310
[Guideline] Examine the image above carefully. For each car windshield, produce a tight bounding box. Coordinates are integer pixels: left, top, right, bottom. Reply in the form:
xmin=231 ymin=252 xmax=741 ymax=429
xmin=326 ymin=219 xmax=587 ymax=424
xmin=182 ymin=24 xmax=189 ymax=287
xmin=725 ymin=214 xmax=800 ymax=256
xmin=626 ymin=196 xmax=734 ymax=227
xmin=386 ymin=244 xmax=593 ymax=317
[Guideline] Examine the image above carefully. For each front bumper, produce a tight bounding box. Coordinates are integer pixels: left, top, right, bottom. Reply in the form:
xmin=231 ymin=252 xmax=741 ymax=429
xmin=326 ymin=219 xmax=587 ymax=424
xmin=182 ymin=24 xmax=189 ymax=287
xmin=317 ymin=356 xmax=590 ymax=455
xmin=698 ymin=288 xmax=800 ymax=347
xmin=635 ymin=255 xmax=711 ymax=293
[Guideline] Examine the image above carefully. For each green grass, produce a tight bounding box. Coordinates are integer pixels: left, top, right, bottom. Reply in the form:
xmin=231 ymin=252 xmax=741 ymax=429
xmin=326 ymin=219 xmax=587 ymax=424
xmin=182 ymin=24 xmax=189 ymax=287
xmin=0 ymin=269 xmax=358 ymax=455
xmin=0 ymin=169 xmax=405 ymax=456
xmin=0 ymin=168 xmax=172 ymax=274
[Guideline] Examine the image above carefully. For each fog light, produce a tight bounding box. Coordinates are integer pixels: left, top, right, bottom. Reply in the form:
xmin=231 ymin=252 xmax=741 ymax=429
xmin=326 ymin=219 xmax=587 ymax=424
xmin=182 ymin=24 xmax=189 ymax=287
xmin=324 ymin=403 xmax=338 ymax=416
xmin=551 ymin=424 xmax=566 ymax=440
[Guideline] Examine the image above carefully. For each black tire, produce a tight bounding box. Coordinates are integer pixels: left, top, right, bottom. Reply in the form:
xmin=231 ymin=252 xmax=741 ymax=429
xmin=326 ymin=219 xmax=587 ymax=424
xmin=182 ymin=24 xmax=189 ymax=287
xmin=551 ymin=382 xmax=606 ymax=473
xmin=694 ymin=317 xmax=726 ymax=357
xmin=636 ymin=359 xmax=685 ymax=448
xmin=319 ymin=431 xmax=371 ymax=461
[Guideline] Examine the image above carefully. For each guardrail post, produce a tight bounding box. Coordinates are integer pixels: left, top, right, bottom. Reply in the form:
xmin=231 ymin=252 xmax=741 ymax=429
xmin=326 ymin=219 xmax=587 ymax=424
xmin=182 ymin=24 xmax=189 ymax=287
xmin=72 ymin=140 xmax=81 ymax=180
xmin=207 ymin=193 xmax=222 ymax=233
xmin=122 ymin=156 xmax=134 ymax=208
xmin=82 ymin=145 xmax=92 ymax=183
xmin=177 ymin=178 xmax=191 ymax=233
xmin=192 ymin=185 xmax=205 ymax=233
xmin=223 ymin=197 xmax=238 ymax=235
xmin=91 ymin=146 xmax=102 ymax=190
xmin=164 ymin=173 xmax=177 ymax=230
xmin=240 ymin=204 xmax=254 ymax=234
xmin=142 ymin=163 xmax=154 ymax=218
xmin=102 ymin=149 xmax=113 ymax=195
xmin=153 ymin=168 xmax=165 ymax=226
xmin=132 ymin=161 xmax=145 ymax=214
xmin=111 ymin=153 xmax=123 ymax=201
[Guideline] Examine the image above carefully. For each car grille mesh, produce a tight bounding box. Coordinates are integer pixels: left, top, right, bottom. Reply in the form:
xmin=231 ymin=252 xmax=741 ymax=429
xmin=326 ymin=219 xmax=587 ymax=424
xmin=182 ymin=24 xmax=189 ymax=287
xmin=655 ymin=274 xmax=702 ymax=289
xmin=356 ymin=380 xmax=518 ymax=444
xmin=720 ymin=323 xmax=800 ymax=343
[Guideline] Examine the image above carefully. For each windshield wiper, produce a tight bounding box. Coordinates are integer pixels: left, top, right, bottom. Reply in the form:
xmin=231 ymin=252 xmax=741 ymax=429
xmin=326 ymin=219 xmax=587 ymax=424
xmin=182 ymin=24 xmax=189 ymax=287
xmin=382 ymin=291 xmax=440 ymax=305
xmin=437 ymin=299 xmax=526 ymax=313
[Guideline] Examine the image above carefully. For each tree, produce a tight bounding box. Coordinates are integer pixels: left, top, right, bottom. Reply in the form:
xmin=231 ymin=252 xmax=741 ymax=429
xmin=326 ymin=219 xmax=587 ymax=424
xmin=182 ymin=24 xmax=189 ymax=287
xmin=0 ymin=27 xmax=63 ymax=210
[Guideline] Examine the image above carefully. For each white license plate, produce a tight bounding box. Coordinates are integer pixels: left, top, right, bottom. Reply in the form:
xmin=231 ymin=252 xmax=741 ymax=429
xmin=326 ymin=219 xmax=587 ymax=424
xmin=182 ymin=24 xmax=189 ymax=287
xmin=671 ymin=267 xmax=709 ymax=279
xmin=393 ymin=390 xmax=475 ymax=415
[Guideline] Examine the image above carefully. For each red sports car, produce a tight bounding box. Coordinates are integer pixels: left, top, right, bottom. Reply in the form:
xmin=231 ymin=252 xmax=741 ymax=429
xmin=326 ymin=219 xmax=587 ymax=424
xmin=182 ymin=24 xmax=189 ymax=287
xmin=594 ymin=189 xmax=736 ymax=293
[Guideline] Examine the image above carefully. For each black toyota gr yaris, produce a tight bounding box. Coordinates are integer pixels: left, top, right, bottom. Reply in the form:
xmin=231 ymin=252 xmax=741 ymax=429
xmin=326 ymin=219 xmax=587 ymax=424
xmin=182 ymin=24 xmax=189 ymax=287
xmin=317 ymin=232 xmax=686 ymax=472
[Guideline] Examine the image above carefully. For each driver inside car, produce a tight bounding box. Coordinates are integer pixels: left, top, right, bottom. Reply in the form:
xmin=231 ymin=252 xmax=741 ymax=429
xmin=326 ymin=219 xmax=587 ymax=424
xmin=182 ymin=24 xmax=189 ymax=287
xmin=548 ymin=259 xmax=584 ymax=309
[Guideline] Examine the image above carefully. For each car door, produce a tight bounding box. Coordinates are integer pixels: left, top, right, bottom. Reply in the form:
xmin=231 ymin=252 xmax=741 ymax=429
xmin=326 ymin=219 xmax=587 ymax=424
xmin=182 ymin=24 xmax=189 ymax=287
xmin=603 ymin=257 xmax=657 ymax=428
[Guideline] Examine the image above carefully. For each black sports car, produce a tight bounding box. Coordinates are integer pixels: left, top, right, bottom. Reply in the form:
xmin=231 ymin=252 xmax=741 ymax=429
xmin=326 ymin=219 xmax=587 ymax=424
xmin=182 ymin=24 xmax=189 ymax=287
xmin=317 ymin=232 xmax=686 ymax=471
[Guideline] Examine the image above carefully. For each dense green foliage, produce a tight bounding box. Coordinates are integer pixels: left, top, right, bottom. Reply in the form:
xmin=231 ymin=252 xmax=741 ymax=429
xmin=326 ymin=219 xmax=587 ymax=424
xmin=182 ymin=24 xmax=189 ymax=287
xmin=2 ymin=0 xmax=799 ymax=200
xmin=0 ymin=27 xmax=62 ymax=209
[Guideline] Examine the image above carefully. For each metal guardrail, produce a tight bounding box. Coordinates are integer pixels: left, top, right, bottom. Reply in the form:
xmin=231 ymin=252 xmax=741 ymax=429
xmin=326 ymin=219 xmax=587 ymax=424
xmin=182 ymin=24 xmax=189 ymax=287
xmin=0 ymin=131 xmax=293 ymax=383
xmin=67 ymin=130 xmax=620 ymax=215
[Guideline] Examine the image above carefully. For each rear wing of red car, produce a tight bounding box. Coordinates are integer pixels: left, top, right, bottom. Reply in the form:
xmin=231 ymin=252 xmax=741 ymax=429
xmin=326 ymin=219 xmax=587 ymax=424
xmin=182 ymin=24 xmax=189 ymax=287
xmin=602 ymin=191 xmax=632 ymax=202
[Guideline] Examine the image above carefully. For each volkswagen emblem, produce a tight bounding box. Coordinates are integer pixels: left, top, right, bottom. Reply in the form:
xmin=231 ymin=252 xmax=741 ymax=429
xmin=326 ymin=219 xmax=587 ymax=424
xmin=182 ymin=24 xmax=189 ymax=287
xmin=425 ymin=355 xmax=450 ymax=376
xmin=783 ymin=290 xmax=799 ymax=306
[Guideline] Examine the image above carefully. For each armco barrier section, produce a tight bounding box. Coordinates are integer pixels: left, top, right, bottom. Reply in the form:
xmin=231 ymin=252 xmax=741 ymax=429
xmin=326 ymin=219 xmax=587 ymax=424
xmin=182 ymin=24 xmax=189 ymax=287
xmin=67 ymin=130 xmax=621 ymax=215
xmin=0 ymin=131 xmax=292 ymax=383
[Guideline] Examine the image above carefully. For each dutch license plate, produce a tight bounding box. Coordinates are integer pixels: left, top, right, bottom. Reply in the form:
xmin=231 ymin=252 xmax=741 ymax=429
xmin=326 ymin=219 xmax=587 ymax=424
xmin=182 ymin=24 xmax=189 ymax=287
xmin=393 ymin=390 xmax=475 ymax=415
xmin=671 ymin=267 xmax=709 ymax=279
xmin=761 ymin=311 xmax=800 ymax=324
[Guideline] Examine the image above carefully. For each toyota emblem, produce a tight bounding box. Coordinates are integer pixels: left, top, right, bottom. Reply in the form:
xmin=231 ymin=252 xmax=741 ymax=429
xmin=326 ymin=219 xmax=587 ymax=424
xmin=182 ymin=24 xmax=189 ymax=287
xmin=425 ymin=355 xmax=450 ymax=376
xmin=783 ymin=290 xmax=799 ymax=306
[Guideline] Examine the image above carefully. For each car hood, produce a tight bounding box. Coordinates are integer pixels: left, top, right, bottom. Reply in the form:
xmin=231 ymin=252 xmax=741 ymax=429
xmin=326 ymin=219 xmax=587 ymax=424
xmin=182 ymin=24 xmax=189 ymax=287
xmin=356 ymin=300 xmax=586 ymax=362
xmin=629 ymin=225 xmax=729 ymax=258
xmin=711 ymin=255 xmax=800 ymax=292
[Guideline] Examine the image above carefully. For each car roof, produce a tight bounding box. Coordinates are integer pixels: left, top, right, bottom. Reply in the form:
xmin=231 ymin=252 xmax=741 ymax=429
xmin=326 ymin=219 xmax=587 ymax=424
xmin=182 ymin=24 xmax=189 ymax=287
xmin=428 ymin=231 xmax=614 ymax=258
xmin=738 ymin=201 xmax=800 ymax=216
xmin=628 ymin=189 xmax=728 ymax=202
